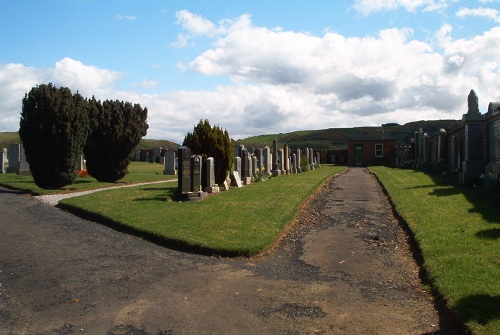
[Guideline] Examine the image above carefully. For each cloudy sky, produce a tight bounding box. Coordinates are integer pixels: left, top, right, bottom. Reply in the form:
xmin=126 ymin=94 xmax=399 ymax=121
xmin=1 ymin=0 xmax=499 ymax=143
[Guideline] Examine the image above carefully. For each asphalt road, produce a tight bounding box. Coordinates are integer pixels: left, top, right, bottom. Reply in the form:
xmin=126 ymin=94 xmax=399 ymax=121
xmin=0 ymin=168 xmax=454 ymax=335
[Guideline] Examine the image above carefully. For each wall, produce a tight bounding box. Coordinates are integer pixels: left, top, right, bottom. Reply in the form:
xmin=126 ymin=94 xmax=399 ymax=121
xmin=347 ymin=139 xmax=397 ymax=166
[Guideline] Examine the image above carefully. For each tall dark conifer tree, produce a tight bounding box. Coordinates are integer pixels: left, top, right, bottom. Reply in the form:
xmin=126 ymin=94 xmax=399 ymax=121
xmin=84 ymin=99 xmax=148 ymax=182
xmin=183 ymin=119 xmax=233 ymax=185
xmin=19 ymin=83 xmax=89 ymax=189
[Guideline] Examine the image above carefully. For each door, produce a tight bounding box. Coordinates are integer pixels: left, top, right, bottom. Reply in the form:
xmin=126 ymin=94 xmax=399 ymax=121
xmin=355 ymin=145 xmax=363 ymax=166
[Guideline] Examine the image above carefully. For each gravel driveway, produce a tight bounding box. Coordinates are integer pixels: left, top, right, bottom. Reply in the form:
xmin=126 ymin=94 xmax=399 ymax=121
xmin=0 ymin=168 xmax=458 ymax=334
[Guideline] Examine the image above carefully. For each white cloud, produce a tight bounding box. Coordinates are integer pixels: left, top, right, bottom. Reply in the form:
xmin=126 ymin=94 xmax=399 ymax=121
xmin=115 ymin=14 xmax=136 ymax=21
xmin=353 ymin=0 xmax=452 ymax=15
xmin=2 ymin=13 xmax=500 ymax=144
xmin=456 ymin=7 xmax=500 ymax=22
xmin=0 ymin=58 xmax=124 ymax=132
xmin=173 ymin=10 xmax=231 ymax=47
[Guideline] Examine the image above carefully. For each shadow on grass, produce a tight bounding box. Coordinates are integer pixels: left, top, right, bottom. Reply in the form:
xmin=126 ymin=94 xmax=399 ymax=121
xmin=424 ymin=174 xmax=500 ymax=225
xmin=476 ymin=228 xmax=500 ymax=240
xmin=56 ymin=202 xmax=247 ymax=258
xmin=454 ymin=294 xmax=500 ymax=326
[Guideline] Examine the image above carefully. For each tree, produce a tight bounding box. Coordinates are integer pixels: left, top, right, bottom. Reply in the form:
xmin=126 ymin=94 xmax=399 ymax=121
xmin=183 ymin=119 xmax=233 ymax=186
xmin=84 ymin=99 xmax=148 ymax=182
xmin=19 ymin=83 xmax=89 ymax=189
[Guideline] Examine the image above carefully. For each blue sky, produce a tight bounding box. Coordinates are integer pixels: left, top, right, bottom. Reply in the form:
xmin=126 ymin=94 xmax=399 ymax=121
xmin=1 ymin=0 xmax=499 ymax=143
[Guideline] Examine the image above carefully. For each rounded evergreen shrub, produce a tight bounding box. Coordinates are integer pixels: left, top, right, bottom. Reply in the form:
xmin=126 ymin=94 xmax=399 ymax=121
xmin=19 ymin=83 xmax=89 ymax=189
xmin=183 ymin=119 xmax=233 ymax=185
xmin=84 ymin=98 xmax=148 ymax=182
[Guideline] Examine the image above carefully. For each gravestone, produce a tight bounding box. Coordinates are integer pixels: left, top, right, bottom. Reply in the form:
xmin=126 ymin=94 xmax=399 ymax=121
xmin=238 ymin=144 xmax=246 ymax=158
xmin=234 ymin=156 xmax=241 ymax=178
xmin=252 ymin=156 xmax=258 ymax=177
xmin=178 ymin=146 xmax=191 ymax=194
xmin=309 ymin=148 xmax=314 ymax=170
xmin=0 ymin=148 xmax=6 ymax=173
xmin=231 ymin=171 xmax=243 ymax=188
xmin=292 ymin=154 xmax=297 ymax=173
xmin=164 ymin=151 xmax=177 ymax=175
xmin=278 ymin=149 xmax=284 ymax=172
xmin=437 ymin=129 xmax=446 ymax=162
xmin=418 ymin=129 xmax=426 ymax=162
xmin=76 ymin=154 xmax=85 ymax=171
xmin=153 ymin=147 xmax=162 ymax=163
xmin=7 ymin=143 xmax=20 ymax=173
xmin=191 ymin=155 xmax=203 ymax=192
xmin=248 ymin=146 xmax=255 ymax=155
xmin=460 ymin=89 xmax=486 ymax=184
xmin=243 ymin=155 xmax=252 ymax=185
xmin=316 ymin=152 xmax=321 ymax=167
xmin=263 ymin=146 xmax=272 ymax=173
xmin=297 ymin=149 xmax=302 ymax=173
xmin=135 ymin=150 xmax=141 ymax=161
xmin=204 ymin=157 xmax=219 ymax=193
xmin=241 ymin=148 xmax=249 ymax=178
xmin=145 ymin=152 xmax=150 ymax=163
xmin=283 ymin=144 xmax=289 ymax=174
xmin=17 ymin=144 xmax=31 ymax=176
xmin=272 ymin=138 xmax=280 ymax=176
xmin=255 ymin=148 xmax=263 ymax=171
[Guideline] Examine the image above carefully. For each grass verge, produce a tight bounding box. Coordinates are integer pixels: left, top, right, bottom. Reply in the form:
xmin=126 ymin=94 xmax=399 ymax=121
xmin=59 ymin=165 xmax=345 ymax=257
xmin=370 ymin=166 xmax=500 ymax=335
xmin=0 ymin=162 xmax=176 ymax=195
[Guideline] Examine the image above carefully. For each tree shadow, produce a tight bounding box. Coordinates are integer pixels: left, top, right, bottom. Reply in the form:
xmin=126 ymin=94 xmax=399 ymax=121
xmin=132 ymin=186 xmax=176 ymax=202
xmin=421 ymin=174 xmax=500 ymax=225
xmin=476 ymin=228 xmax=500 ymax=240
xmin=454 ymin=294 xmax=500 ymax=326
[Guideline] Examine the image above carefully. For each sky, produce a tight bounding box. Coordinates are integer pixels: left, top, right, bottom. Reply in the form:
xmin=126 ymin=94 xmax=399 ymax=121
xmin=1 ymin=0 xmax=499 ymax=143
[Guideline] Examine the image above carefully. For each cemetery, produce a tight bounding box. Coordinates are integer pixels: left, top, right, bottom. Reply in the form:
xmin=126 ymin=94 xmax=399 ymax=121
xmin=0 ymin=89 xmax=499 ymax=335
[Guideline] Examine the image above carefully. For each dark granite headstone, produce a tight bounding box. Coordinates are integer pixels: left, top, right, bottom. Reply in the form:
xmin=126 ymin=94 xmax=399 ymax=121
xmin=191 ymin=155 xmax=202 ymax=192
xmin=178 ymin=146 xmax=191 ymax=193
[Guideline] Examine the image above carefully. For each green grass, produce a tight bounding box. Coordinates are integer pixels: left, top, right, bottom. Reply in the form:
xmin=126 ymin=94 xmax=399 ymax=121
xmin=0 ymin=162 xmax=176 ymax=195
xmin=370 ymin=166 xmax=500 ymax=335
xmin=59 ymin=165 xmax=345 ymax=256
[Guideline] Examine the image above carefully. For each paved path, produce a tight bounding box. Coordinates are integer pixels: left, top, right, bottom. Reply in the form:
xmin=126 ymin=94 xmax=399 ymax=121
xmin=34 ymin=179 xmax=177 ymax=206
xmin=0 ymin=168 xmax=451 ymax=334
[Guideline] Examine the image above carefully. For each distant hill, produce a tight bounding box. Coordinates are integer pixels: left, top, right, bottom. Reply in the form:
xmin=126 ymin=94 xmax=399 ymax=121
xmin=135 ymin=139 xmax=180 ymax=151
xmin=0 ymin=132 xmax=180 ymax=151
xmin=1 ymin=119 xmax=462 ymax=152
xmin=235 ymin=120 xmax=463 ymax=149
xmin=0 ymin=132 xmax=20 ymax=150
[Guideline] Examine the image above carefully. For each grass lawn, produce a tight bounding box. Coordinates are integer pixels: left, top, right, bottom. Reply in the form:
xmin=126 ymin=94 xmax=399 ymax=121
xmin=0 ymin=162 xmax=176 ymax=195
xmin=370 ymin=166 xmax=500 ymax=335
xmin=59 ymin=165 xmax=345 ymax=256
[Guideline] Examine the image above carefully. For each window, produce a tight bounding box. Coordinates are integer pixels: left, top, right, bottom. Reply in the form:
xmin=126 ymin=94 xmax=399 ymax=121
xmin=375 ymin=144 xmax=383 ymax=157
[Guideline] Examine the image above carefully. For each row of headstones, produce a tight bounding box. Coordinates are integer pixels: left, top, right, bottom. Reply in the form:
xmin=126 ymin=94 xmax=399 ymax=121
xmin=233 ymin=139 xmax=320 ymax=186
xmin=176 ymin=146 xmax=219 ymax=198
xmin=134 ymin=148 xmax=165 ymax=164
xmin=1 ymin=143 xmax=86 ymax=175
xmin=1 ymin=143 xmax=30 ymax=175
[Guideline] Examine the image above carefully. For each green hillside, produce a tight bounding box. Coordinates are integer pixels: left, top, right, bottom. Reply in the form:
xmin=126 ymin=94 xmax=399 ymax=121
xmin=236 ymin=120 xmax=463 ymax=149
xmin=0 ymin=132 xmax=20 ymax=149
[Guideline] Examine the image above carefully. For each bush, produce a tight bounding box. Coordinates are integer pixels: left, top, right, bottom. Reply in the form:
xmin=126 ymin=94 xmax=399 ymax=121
xmin=182 ymin=119 xmax=233 ymax=185
xmin=19 ymin=83 xmax=89 ymax=189
xmin=84 ymin=98 xmax=148 ymax=182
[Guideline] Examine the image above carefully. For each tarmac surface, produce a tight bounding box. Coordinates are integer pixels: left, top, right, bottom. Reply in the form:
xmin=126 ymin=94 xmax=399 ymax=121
xmin=0 ymin=167 xmax=455 ymax=334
